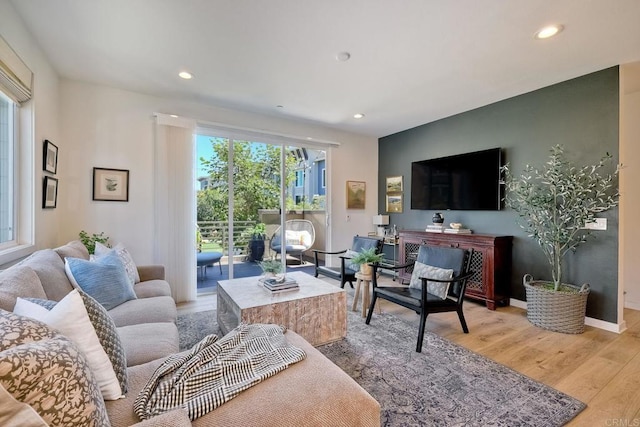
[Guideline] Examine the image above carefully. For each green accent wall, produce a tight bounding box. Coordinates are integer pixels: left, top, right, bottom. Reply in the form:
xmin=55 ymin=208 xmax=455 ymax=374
xmin=379 ymin=67 xmax=619 ymax=323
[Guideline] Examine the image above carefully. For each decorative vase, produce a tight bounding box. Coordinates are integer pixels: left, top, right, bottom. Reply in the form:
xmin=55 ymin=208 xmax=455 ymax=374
xmin=432 ymin=212 xmax=444 ymax=225
xmin=248 ymin=235 xmax=265 ymax=262
xmin=523 ymin=274 xmax=590 ymax=334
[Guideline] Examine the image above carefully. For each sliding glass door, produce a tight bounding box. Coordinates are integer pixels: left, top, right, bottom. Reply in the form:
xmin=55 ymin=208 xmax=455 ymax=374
xmin=196 ymin=131 xmax=326 ymax=287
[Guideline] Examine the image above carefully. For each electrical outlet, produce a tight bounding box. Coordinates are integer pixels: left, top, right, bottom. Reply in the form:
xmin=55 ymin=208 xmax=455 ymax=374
xmin=584 ymin=218 xmax=607 ymax=230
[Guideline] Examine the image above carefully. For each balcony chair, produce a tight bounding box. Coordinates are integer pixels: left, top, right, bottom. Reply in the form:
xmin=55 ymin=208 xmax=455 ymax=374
xmin=270 ymin=219 xmax=316 ymax=264
xmin=313 ymin=235 xmax=383 ymax=288
xmin=366 ymin=245 xmax=474 ymax=352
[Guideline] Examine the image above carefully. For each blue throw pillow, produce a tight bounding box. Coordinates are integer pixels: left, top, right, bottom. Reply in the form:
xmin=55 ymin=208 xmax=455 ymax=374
xmin=64 ymin=250 xmax=137 ymax=310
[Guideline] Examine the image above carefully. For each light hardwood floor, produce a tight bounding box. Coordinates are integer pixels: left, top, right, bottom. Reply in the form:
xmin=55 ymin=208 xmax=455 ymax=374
xmin=178 ymin=275 xmax=640 ymax=426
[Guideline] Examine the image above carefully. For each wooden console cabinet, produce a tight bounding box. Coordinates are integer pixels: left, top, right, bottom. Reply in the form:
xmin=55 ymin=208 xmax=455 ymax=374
xmin=398 ymin=230 xmax=512 ymax=310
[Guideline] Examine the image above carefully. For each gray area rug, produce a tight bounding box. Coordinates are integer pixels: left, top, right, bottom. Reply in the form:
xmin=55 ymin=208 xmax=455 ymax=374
xmin=176 ymin=304 xmax=585 ymax=426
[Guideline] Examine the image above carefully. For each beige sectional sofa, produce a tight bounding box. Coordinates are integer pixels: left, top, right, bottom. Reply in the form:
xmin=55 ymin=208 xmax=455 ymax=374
xmin=0 ymin=241 xmax=381 ymax=426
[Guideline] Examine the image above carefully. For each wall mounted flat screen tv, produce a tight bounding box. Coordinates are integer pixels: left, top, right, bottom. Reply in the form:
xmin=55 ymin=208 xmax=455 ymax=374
xmin=411 ymin=148 xmax=503 ymax=211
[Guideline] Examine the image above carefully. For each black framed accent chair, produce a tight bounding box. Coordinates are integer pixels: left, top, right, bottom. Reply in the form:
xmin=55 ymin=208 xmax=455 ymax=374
xmin=313 ymin=236 xmax=383 ymax=288
xmin=270 ymin=219 xmax=316 ymax=264
xmin=365 ymin=245 xmax=474 ymax=352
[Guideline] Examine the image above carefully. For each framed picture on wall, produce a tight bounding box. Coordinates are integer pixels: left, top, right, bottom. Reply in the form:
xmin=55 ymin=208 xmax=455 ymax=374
xmin=93 ymin=167 xmax=130 ymax=202
xmin=386 ymin=176 xmax=403 ymax=193
xmin=43 ymin=176 xmax=58 ymax=208
xmin=43 ymin=139 xmax=58 ymax=174
xmin=386 ymin=194 xmax=403 ymax=213
xmin=346 ymin=180 xmax=366 ymax=209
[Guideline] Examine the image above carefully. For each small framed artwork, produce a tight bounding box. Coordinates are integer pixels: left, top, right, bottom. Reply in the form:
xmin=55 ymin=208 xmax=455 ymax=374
xmin=386 ymin=194 xmax=403 ymax=213
xmin=42 ymin=176 xmax=58 ymax=208
xmin=93 ymin=167 xmax=129 ymax=202
xmin=386 ymin=176 xmax=403 ymax=193
xmin=43 ymin=139 xmax=58 ymax=174
xmin=346 ymin=180 xmax=366 ymax=209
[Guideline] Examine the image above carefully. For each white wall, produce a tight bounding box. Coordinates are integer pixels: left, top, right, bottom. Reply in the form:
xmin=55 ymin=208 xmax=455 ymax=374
xmin=59 ymin=80 xmax=378 ymax=265
xmin=0 ymin=0 xmax=61 ymax=264
xmin=620 ymin=62 xmax=640 ymax=314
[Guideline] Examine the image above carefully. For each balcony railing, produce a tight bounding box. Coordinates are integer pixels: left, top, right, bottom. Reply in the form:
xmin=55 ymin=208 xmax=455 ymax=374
xmin=197 ymin=221 xmax=256 ymax=255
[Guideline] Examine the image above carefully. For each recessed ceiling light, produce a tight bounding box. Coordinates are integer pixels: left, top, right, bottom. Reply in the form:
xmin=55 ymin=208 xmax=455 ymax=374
xmin=353 ymin=113 xmax=365 ymax=119
xmin=178 ymin=71 xmax=193 ymax=79
xmin=336 ymin=52 xmax=351 ymax=62
xmin=170 ymin=114 xmax=178 ymax=118
xmin=534 ymin=24 xmax=564 ymax=39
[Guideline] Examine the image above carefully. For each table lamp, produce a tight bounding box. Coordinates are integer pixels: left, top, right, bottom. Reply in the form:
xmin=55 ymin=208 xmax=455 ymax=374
xmin=372 ymin=215 xmax=390 ymax=237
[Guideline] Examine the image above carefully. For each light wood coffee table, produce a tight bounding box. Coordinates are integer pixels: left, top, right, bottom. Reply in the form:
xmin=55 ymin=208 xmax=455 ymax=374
xmin=217 ymin=271 xmax=347 ymax=346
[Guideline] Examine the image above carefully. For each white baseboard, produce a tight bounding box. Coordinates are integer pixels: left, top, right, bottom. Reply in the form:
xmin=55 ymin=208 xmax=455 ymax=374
xmin=624 ymin=300 xmax=640 ymax=311
xmin=508 ymin=298 xmax=626 ymax=334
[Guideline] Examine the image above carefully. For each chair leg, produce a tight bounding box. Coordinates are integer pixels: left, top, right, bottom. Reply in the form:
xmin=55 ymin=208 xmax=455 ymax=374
xmin=340 ymin=278 xmax=354 ymax=289
xmin=416 ymin=311 xmax=428 ymax=352
xmin=457 ymin=309 xmax=469 ymax=333
xmin=365 ymin=293 xmax=377 ymax=324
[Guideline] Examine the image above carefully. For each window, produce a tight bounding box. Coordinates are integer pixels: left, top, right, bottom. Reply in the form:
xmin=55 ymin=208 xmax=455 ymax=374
xmin=0 ymin=36 xmax=35 ymax=264
xmin=321 ymin=168 xmax=326 ymax=188
xmin=0 ymin=91 xmax=15 ymax=247
xmin=295 ymin=170 xmax=304 ymax=187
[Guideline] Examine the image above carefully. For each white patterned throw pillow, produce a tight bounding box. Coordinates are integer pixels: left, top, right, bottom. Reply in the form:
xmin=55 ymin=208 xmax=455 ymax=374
xmin=95 ymin=242 xmax=140 ymax=284
xmin=343 ymin=249 xmax=360 ymax=272
xmin=409 ymin=261 xmax=454 ymax=299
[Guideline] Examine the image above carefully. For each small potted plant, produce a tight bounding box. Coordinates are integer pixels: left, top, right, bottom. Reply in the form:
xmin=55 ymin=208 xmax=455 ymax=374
xmin=350 ymin=247 xmax=384 ymax=276
xmin=259 ymin=259 xmax=284 ymax=277
xmin=79 ymin=230 xmax=110 ymax=255
xmin=503 ymin=144 xmax=619 ymax=333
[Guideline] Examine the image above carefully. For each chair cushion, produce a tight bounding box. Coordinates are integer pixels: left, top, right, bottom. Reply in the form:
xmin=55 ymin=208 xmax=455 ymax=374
xmin=285 ymin=230 xmax=312 ymax=247
xmin=13 ymin=290 xmax=124 ymax=400
xmin=65 ymin=250 xmax=137 ymax=310
xmin=409 ymin=262 xmax=453 ymax=299
xmin=375 ymin=286 xmax=457 ymax=308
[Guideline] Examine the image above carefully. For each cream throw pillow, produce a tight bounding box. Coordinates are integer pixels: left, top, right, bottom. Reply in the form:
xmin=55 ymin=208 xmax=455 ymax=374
xmin=409 ymin=261 xmax=454 ymax=300
xmin=13 ymin=290 xmax=124 ymax=400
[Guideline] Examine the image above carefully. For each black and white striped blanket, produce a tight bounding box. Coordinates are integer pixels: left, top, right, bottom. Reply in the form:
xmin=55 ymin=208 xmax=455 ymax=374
xmin=133 ymin=323 xmax=306 ymax=420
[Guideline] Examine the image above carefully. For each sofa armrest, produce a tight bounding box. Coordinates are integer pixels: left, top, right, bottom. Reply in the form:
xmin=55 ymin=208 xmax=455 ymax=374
xmin=129 ymin=409 xmax=191 ymax=427
xmin=137 ymin=265 xmax=165 ymax=282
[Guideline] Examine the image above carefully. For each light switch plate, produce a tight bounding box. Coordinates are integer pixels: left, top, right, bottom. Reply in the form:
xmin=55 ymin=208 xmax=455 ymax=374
xmin=584 ymin=218 xmax=607 ymax=230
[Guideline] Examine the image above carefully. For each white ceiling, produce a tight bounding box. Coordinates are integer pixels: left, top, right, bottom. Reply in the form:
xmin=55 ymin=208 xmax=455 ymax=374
xmin=11 ymin=0 xmax=640 ymax=138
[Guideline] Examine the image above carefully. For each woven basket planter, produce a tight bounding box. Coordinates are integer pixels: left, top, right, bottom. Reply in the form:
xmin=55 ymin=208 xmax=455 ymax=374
xmin=360 ymin=263 xmax=373 ymax=276
xmin=523 ymin=274 xmax=590 ymax=334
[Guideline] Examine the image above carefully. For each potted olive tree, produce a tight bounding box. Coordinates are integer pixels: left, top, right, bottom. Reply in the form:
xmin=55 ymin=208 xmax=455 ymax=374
xmin=350 ymin=247 xmax=385 ymax=276
xmin=503 ymin=145 xmax=619 ymax=333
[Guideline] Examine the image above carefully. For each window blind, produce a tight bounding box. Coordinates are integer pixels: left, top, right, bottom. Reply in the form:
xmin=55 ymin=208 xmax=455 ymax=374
xmin=0 ymin=36 xmax=33 ymax=104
